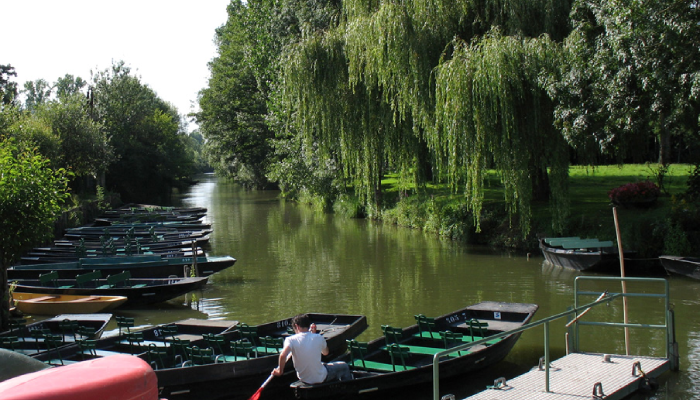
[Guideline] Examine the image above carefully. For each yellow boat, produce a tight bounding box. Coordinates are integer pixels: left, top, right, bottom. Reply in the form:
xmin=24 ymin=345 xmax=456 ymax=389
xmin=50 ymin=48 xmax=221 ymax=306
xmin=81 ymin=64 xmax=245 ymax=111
xmin=12 ymin=292 xmax=127 ymax=315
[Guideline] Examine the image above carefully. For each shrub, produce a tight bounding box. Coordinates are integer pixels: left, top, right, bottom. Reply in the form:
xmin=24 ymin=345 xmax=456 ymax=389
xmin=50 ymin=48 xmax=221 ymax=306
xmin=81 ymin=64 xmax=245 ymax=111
xmin=608 ymin=181 xmax=660 ymax=205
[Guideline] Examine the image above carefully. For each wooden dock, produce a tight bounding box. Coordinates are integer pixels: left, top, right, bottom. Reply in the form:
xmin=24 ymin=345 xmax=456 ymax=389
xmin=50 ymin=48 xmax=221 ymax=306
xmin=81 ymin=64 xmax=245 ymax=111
xmin=463 ymin=352 xmax=670 ymax=400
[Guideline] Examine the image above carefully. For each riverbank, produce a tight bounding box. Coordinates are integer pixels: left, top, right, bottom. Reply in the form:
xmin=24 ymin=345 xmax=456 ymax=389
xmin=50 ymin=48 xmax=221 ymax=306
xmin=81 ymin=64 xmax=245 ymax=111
xmin=331 ymin=164 xmax=698 ymax=258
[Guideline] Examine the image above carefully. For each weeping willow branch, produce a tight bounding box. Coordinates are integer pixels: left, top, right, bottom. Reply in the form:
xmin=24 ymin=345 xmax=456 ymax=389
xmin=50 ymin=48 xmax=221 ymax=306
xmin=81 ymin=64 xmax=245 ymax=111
xmin=432 ymin=30 xmax=570 ymax=234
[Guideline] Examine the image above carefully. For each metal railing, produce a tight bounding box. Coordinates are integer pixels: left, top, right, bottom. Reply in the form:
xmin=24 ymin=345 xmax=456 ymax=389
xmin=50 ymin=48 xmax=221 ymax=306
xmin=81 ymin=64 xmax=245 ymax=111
xmin=432 ymin=276 xmax=676 ymax=400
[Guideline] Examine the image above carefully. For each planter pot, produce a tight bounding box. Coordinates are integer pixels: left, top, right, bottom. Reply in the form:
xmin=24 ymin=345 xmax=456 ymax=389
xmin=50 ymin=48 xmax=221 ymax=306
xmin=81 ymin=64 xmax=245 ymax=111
xmin=612 ymin=197 xmax=658 ymax=208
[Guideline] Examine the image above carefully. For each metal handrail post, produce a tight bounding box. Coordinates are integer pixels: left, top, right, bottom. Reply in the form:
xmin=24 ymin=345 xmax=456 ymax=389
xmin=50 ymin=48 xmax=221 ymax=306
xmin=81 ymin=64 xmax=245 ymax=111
xmin=544 ymin=321 xmax=550 ymax=392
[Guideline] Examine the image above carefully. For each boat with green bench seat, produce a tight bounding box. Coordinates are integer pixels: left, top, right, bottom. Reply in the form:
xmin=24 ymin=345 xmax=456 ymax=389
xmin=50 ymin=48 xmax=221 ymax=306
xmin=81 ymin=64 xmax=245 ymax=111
xmin=31 ymin=313 xmax=368 ymax=400
xmin=539 ymin=236 xmax=638 ymax=272
xmin=290 ymin=301 xmax=538 ymax=399
xmin=0 ymin=314 xmax=112 ymax=359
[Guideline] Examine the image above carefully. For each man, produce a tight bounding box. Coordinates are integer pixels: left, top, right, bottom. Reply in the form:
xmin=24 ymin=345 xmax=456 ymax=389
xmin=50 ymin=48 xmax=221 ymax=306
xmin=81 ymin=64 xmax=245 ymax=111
xmin=272 ymin=314 xmax=353 ymax=384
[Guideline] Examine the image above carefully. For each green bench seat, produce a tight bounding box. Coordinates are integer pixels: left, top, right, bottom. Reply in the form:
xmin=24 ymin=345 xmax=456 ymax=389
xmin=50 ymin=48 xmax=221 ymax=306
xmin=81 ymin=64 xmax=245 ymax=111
xmin=347 ymin=340 xmax=416 ymax=372
xmin=98 ymin=270 xmax=146 ymax=289
xmin=39 ymin=271 xmax=73 ymax=289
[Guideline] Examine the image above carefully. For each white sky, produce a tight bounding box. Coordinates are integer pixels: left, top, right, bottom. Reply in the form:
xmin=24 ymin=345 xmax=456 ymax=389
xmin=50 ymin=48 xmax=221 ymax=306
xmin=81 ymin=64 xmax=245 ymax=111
xmin=2 ymin=0 xmax=231 ymax=130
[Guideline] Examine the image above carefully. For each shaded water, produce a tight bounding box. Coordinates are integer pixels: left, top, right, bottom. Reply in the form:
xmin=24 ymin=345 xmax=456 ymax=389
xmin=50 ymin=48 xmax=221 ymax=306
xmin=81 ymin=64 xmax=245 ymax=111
xmin=124 ymin=174 xmax=698 ymax=399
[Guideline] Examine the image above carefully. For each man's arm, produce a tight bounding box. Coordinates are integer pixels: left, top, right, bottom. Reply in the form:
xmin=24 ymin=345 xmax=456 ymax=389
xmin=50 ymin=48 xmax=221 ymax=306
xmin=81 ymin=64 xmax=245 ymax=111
xmin=272 ymin=344 xmax=292 ymax=376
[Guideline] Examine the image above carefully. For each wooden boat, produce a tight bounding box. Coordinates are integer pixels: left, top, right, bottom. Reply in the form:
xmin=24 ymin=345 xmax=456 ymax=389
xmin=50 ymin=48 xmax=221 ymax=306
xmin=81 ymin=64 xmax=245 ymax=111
xmin=32 ymin=313 xmax=368 ymax=399
xmin=290 ymin=302 xmax=538 ymax=399
xmin=0 ymin=354 xmax=160 ymax=400
xmin=8 ymin=254 xmax=236 ymax=279
xmin=12 ymin=293 xmax=128 ymax=315
xmin=0 ymin=314 xmax=112 ymax=357
xmin=10 ymin=274 xmax=209 ymax=307
xmin=539 ymin=237 xmax=637 ymax=272
xmin=659 ymin=255 xmax=700 ymax=280
xmin=21 ymin=246 xmax=205 ymax=264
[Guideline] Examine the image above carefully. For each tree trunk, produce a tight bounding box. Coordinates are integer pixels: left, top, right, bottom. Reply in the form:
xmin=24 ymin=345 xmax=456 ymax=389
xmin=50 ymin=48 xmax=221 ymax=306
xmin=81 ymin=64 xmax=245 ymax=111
xmin=532 ymin=167 xmax=551 ymax=202
xmin=658 ymin=129 xmax=671 ymax=165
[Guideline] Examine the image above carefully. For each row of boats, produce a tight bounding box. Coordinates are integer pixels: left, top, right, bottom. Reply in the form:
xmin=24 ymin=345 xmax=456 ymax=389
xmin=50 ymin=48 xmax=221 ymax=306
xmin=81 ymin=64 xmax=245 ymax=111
xmin=7 ymin=205 xmax=236 ymax=315
xmin=0 ymin=302 xmax=538 ymax=399
xmin=539 ymin=236 xmax=700 ymax=279
xmin=0 ymin=205 xmax=543 ymax=399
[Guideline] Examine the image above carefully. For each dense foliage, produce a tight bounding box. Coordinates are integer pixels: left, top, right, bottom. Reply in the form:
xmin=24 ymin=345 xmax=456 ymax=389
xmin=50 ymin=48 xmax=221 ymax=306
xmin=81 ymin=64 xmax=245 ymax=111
xmin=0 ymin=140 xmax=70 ymax=329
xmin=198 ymin=0 xmax=700 ymax=237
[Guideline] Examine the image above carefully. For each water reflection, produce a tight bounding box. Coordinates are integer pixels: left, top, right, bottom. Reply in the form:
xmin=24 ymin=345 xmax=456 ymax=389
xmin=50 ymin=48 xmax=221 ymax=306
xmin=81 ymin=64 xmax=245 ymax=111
xmin=162 ymin=174 xmax=700 ymax=399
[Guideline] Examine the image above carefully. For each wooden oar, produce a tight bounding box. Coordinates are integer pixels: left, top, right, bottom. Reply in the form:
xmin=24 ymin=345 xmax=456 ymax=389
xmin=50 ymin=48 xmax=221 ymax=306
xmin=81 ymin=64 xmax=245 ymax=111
xmin=566 ymin=291 xmax=608 ymax=328
xmin=248 ymin=374 xmax=274 ymax=400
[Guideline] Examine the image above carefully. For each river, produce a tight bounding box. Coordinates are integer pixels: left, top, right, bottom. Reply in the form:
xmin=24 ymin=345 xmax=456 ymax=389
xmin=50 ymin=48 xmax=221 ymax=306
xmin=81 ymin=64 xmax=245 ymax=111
xmin=129 ymin=173 xmax=697 ymax=399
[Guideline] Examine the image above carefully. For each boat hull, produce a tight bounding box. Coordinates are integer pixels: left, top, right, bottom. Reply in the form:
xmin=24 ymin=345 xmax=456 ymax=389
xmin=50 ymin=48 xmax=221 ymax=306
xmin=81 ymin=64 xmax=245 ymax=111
xmin=660 ymin=255 xmax=700 ymax=279
xmin=0 ymin=314 xmax=112 ymax=357
xmin=12 ymin=293 xmax=127 ymax=315
xmin=7 ymin=255 xmax=236 ymax=279
xmin=0 ymin=354 xmax=159 ymax=400
xmin=29 ymin=314 xmax=367 ymax=400
xmin=291 ymin=302 xmax=538 ymax=399
xmin=539 ymin=238 xmax=631 ymax=272
xmin=10 ymin=276 xmax=209 ymax=307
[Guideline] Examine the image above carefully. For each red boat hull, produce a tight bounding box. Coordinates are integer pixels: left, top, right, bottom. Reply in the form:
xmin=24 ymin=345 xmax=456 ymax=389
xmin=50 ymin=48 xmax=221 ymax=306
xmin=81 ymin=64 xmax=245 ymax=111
xmin=0 ymin=355 xmax=162 ymax=400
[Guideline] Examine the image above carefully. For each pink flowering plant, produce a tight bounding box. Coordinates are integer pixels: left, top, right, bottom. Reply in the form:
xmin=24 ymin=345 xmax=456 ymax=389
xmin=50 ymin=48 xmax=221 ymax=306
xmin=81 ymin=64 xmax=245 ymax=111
xmin=608 ymin=180 xmax=660 ymax=205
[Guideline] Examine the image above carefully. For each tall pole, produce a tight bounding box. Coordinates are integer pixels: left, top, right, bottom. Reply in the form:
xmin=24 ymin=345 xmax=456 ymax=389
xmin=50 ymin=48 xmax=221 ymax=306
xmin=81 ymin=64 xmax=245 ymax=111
xmin=613 ymin=207 xmax=630 ymax=355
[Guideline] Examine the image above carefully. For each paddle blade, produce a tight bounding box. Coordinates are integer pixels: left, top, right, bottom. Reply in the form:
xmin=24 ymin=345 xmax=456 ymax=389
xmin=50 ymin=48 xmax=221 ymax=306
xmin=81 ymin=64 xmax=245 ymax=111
xmin=247 ymin=387 xmax=264 ymax=400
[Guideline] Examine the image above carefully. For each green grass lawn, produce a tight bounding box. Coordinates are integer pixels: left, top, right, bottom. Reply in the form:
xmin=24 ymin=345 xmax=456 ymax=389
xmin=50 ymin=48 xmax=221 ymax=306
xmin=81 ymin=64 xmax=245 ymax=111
xmin=378 ymin=164 xmax=695 ymax=254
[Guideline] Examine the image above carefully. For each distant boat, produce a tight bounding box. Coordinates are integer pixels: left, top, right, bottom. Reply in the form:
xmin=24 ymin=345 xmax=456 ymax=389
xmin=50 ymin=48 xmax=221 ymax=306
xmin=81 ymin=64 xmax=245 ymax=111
xmin=10 ymin=274 xmax=209 ymax=307
xmin=659 ymin=255 xmax=700 ymax=280
xmin=0 ymin=354 xmax=160 ymax=400
xmin=20 ymin=246 xmax=204 ymax=264
xmin=539 ymin=237 xmax=636 ymax=272
xmin=8 ymin=254 xmax=236 ymax=279
xmin=12 ymin=293 xmax=127 ymax=315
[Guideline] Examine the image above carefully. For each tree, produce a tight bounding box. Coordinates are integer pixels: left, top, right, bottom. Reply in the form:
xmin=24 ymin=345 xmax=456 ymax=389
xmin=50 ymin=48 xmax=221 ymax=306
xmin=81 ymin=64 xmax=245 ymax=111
xmin=278 ymin=0 xmax=573 ymax=231
xmin=55 ymin=74 xmax=87 ymax=99
xmin=23 ymin=79 xmax=53 ymax=112
xmin=37 ymin=94 xmax=112 ymax=181
xmin=0 ymin=140 xmax=70 ymax=329
xmin=0 ymin=65 xmax=18 ymax=106
xmin=197 ymin=0 xmax=343 ymax=190
xmin=197 ymin=0 xmax=274 ymax=189
xmin=92 ymin=61 xmax=194 ymax=202
xmin=552 ymin=0 xmax=700 ymax=164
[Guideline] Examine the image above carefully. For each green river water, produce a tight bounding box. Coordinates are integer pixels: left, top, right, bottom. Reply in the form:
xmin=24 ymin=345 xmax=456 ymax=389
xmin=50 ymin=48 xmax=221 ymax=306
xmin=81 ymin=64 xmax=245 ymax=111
xmin=96 ymin=174 xmax=700 ymax=399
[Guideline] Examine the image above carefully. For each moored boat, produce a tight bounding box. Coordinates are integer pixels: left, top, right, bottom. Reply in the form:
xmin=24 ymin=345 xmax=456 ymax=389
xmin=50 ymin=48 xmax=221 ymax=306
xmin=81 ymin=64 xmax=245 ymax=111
xmin=289 ymin=302 xmax=538 ymax=399
xmin=539 ymin=237 xmax=636 ymax=272
xmin=8 ymin=254 xmax=236 ymax=279
xmin=659 ymin=255 xmax=700 ymax=280
xmin=12 ymin=293 xmax=127 ymax=315
xmin=10 ymin=274 xmax=209 ymax=307
xmin=31 ymin=313 xmax=368 ymax=399
xmin=0 ymin=314 xmax=113 ymax=357
xmin=0 ymin=354 xmax=160 ymax=400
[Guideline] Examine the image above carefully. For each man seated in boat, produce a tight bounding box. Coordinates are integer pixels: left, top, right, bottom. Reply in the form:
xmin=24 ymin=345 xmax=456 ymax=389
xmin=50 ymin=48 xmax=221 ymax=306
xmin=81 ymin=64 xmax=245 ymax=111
xmin=272 ymin=314 xmax=353 ymax=384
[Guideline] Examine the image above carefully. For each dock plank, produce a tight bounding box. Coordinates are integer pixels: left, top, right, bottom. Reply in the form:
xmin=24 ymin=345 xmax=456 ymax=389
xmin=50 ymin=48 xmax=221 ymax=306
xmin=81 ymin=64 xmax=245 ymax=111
xmin=464 ymin=353 xmax=669 ymax=400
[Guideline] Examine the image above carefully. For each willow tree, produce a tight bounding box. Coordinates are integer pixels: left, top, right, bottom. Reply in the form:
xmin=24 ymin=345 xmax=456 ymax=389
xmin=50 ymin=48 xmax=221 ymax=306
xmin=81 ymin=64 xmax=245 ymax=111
xmin=279 ymin=0 xmax=574 ymax=230
xmin=431 ymin=31 xmax=569 ymax=234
